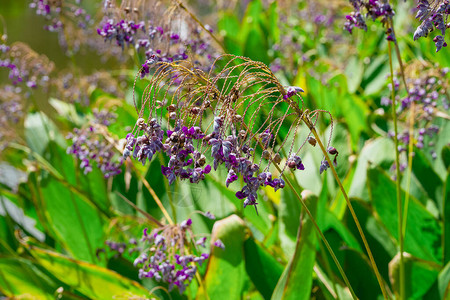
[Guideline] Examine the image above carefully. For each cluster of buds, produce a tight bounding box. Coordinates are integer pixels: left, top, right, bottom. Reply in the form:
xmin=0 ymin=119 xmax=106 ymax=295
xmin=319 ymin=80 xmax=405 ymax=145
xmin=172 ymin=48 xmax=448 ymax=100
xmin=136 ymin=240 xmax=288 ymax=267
xmin=29 ymin=0 xmax=92 ymax=32
xmin=66 ymin=109 xmax=123 ymax=178
xmin=124 ymin=55 xmax=339 ymax=211
xmin=414 ymin=0 xmax=450 ymax=52
xmin=97 ymin=0 xmax=217 ymax=72
xmin=134 ymin=216 xmax=218 ymax=294
xmin=0 ymin=42 xmax=53 ymax=89
xmin=0 ymin=86 xmax=23 ymax=151
xmin=383 ymin=64 xmax=449 ymax=168
xmin=344 ymin=0 xmax=395 ymax=36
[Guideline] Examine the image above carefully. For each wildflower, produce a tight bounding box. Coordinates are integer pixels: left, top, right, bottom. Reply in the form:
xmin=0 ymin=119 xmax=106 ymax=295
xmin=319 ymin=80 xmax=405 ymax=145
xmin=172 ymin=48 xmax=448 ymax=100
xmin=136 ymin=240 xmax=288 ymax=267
xmin=124 ymin=55 xmax=338 ymax=211
xmin=344 ymin=0 xmax=394 ymax=38
xmin=214 ymin=239 xmax=225 ymax=250
xmin=135 ymin=219 xmax=210 ymax=294
xmin=66 ymin=111 xmax=123 ymax=178
xmin=412 ymin=0 xmax=450 ymax=52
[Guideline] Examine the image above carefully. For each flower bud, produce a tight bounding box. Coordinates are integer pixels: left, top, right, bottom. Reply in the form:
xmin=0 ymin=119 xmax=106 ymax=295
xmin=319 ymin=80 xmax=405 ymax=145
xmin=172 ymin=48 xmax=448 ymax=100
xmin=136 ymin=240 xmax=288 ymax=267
xmin=307 ymin=136 xmax=316 ymax=146
xmin=327 ymin=146 xmax=338 ymax=155
xmin=273 ymin=153 xmax=281 ymax=164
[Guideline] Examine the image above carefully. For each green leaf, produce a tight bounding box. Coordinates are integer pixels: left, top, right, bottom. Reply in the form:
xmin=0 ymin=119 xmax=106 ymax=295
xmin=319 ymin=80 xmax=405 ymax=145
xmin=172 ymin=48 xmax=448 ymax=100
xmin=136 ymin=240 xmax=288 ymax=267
xmin=278 ymin=185 xmax=302 ymax=257
xmin=423 ymin=261 xmax=450 ymax=300
xmin=200 ymin=214 xmax=249 ymax=299
xmin=344 ymin=56 xmax=364 ymax=93
xmin=411 ymin=148 xmax=443 ymax=206
xmin=244 ymin=237 xmax=284 ymax=299
xmin=45 ymin=141 xmax=110 ymax=213
xmin=349 ymin=138 xmax=395 ymax=201
xmin=0 ymin=257 xmax=56 ymax=299
xmin=243 ymin=28 xmax=270 ymax=65
xmin=37 ymin=173 xmax=106 ymax=263
xmin=444 ymin=172 xmax=450 ymax=265
xmin=217 ymin=13 xmax=243 ymax=55
xmin=367 ymin=167 xmax=442 ymax=263
xmin=389 ymin=253 xmax=440 ymax=299
xmin=271 ymin=191 xmax=318 ymax=300
xmin=29 ymin=246 xmax=148 ymax=299
xmin=24 ymin=113 xmax=66 ymax=156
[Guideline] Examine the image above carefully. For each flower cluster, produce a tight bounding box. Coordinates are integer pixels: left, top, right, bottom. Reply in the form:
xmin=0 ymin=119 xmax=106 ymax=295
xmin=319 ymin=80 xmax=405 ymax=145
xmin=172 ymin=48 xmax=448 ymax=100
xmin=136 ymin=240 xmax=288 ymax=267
xmin=97 ymin=0 xmax=218 ymax=72
xmin=134 ymin=218 xmax=214 ymax=294
xmin=382 ymin=63 xmax=449 ymax=164
xmin=29 ymin=0 xmax=92 ymax=33
xmin=344 ymin=0 xmax=395 ymax=36
xmin=124 ymin=118 xmax=212 ymax=185
xmin=269 ymin=1 xmax=347 ymax=77
xmin=0 ymin=42 xmax=54 ymax=89
xmin=123 ymin=55 xmax=339 ymax=211
xmin=0 ymin=86 xmax=24 ymax=151
xmin=54 ymin=71 xmax=123 ymax=106
xmin=413 ymin=0 xmax=450 ymax=52
xmin=66 ymin=110 xmax=123 ymax=178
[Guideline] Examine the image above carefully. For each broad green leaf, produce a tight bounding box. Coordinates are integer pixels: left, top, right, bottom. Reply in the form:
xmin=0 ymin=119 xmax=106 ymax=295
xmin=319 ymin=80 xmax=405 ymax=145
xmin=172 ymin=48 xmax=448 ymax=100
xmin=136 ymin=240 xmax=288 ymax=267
xmin=339 ymin=248 xmax=384 ymax=300
xmin=272 ymin=191 xmax=317 ymax=300
xmin=199 ymin=214 xmax=249 ymax=299
xmin=46 ymin=141 xmax=110 ymax=214
xmin=442 ymin=145 xmax=450 ymax=169
xmin=411 ymin=148 xmax=443 ymax=206
xmin=344 ymin=56 xmax=364 ymax=93
xmin=38 ymin=173 xmax=106 ymax=263
xmin=322 ymin=210 xmax=361 ymax=251
xmin=423 ymin=261 xmax=450 ymax=300
xmin=444 ymin=172 xmax=450 ymax=265
xmin=278 ymin=184 xmax=302 ymax=257
xmin=314 ymin=264 xmax=353 ymax=300
xmin=389 ymin=253 xmax=440 ymax=299
xmin=0 ymin=257 xmax=57 ymax=299
xmin=243 ymin=28 xmax=270 ymax=65
xmin=349 ymin=138 xmax=395 ymax=201
xmin=24 ymin=113 xmax=66 ymax=156
xmin=368 ymin=167 xmax=442 ymax=263
xmin=438 ymin=262 xmax=450 ymax=299
xmin=29 ymin=246 xmax=149 ymax=299
xmin=244 ymin=237 xmax=283 ymax=299
xmin=217 ymin=13 xmax=242 ymax=55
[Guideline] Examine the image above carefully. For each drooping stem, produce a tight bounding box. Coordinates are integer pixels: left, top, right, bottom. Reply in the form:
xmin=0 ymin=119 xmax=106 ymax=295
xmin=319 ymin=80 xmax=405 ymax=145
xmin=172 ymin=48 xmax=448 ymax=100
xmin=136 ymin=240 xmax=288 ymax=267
xmin=387 ymin=38 xmax=404 ymax=300
xmin=307 ymin=123 xmax=390 ymax=299
xmin=241 ymin=122 xmax=358 ymax=299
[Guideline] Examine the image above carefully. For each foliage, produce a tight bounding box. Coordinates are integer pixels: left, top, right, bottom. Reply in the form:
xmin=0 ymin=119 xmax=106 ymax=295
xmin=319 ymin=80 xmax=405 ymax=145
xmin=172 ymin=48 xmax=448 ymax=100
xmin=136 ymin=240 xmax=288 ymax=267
xmin=0 ymin=0 xmax=449 ymax=299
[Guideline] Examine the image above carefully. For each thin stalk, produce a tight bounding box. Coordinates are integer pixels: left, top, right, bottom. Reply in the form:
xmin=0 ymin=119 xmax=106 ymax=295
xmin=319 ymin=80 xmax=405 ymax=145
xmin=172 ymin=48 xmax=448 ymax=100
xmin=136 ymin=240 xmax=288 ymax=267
xmin=389 ymin=17 xmax=414 ymax=300
xmin=115 ymin=192 xmax=163 ymax=227
xmin=388 ymin=39 xmax=404 ymax=300
xmin=241 ymin=123 xmax=357 ymax=299
xmin=158 ymin=153 xmax=177 ymax=223
xmin=174 ymin=0 xmax=226 ymax=53
xmin=318 ymin=239 xmax=341 ymax=300
xmin=277 ymin=167 xmax=358 ymax=300
xmin=132 ymin=165 xmax=174 ymax=225
xmin=308 ymin=124 xmax=389 ymax=300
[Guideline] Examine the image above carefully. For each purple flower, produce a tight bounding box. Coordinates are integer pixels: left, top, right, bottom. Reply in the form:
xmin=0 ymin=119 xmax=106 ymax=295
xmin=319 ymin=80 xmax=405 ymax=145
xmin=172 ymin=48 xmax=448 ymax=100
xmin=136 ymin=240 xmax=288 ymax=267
xmin=283 ymin=86 xmax=304 ymax=99
xmin=214 ymin=239 xmax=225 ymax=250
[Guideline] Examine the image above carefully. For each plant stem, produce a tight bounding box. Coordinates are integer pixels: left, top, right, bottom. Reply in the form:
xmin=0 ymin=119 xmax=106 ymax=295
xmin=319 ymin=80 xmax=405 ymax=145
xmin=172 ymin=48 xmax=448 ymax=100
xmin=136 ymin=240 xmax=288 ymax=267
xmin=308 ymin=124 xmax=389 ymax=299
xmin=387 ymin=39 xmax=404 ymax=300
xmin=318 ymin=239 xmax=341 ymax=300
xmin=277 ymin=168 xmax=358 ymax=300
xmin=132 ymin=165 xmax=174 ymax=225
xmin=174 ymin=0 xmax=226 ymax=52
xmin=241 ymin=122 xmax=357 ymax=299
